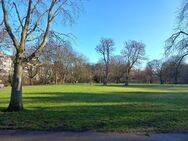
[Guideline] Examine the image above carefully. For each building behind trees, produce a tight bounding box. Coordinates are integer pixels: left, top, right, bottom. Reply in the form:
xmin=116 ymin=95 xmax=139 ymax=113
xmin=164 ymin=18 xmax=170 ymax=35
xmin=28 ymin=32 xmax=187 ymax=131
xmin=0 ymin=52 xmax=12 ymax=85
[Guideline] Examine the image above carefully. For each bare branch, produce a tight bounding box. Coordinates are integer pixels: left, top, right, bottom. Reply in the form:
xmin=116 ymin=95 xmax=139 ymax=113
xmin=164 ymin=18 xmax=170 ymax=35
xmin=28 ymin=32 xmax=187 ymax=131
xmin=25 ymin=0 xmax=57 ymax=62
xmin=13 ymin=2 xmax=24 ymax=29
xmin=50 ymin=0 xmax=68 ymax=21
xmin=20 ymin=0 xmax=32 ymax=51
xmin=30 ymin=0 xmax=40 ymax=14
xmin=27 ymin=9 xmax=49 ymax=36
xmin=165 ymin=30 xmax=188 ymax=56
xmin=1 ymin=0 xmax=19 ymax=49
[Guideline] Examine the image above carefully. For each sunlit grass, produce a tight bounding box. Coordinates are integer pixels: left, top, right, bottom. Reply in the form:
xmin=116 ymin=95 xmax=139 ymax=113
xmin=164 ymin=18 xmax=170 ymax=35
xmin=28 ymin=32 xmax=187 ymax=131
xmin=0 ymin=84 xmax=188 ymax=133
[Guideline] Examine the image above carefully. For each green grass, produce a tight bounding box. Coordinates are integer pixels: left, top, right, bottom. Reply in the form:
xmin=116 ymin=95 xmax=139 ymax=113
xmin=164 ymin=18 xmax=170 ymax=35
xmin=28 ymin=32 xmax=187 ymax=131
xmin=0 ymin=84 xmax=188 ymax=133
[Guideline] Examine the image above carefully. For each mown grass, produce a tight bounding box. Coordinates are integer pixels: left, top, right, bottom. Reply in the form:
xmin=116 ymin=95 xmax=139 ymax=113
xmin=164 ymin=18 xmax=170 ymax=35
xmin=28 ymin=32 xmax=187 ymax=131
xmin=0 ymin=84 xmax=188 ymax=133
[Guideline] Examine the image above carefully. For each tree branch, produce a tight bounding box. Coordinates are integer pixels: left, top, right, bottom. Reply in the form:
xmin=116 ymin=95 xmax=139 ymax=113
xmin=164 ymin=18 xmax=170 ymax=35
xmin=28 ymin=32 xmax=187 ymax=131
xmin=13 ymin=2 xmax=24 ymax=29
xmin=30 ymin=0 xmax=40 ymax=14
xmin=50 ymin=0 xmax=68 ymax=21
xmin=166 ymin=30 xmax=188 ymax=55
xmin=27 ymin=9 xmax=49 ymax=36
xmin=20 ymin=0 xmax=32 ymax=51
xmin=25 ymin=0 xmax=57 ymax=62
xmin=1 ymin=0 xmax=19 ymax=50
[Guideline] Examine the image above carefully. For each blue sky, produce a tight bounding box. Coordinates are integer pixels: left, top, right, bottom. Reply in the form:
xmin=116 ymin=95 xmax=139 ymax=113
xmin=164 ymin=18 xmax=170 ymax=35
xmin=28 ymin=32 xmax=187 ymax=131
xmin=54 ymin=0 xmax=181 ymax=63
xmin=0 ymin=0 xmax=182 ymax=63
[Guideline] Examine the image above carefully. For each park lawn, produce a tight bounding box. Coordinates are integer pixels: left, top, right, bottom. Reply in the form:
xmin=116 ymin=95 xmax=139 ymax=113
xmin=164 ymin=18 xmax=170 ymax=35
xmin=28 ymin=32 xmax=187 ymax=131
xmin=0 ymin=84 xmax=188 ymax=133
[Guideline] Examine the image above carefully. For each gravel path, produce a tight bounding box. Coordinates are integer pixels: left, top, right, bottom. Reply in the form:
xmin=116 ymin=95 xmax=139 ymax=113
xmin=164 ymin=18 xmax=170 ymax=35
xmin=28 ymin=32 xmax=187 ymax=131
xmin=0 ymin=130 xmax=188 ymax=141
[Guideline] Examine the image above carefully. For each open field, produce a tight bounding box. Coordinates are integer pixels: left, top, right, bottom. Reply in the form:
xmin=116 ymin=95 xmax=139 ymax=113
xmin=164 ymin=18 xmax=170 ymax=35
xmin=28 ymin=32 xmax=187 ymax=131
xmin=0 ymin=84 xmax=188 ymax=133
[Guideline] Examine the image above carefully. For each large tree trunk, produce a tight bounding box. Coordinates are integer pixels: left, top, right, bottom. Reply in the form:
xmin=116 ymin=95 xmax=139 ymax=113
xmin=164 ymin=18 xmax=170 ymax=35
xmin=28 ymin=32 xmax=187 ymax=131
xmin=125 ymin=76 xmax=129 ymax=86
xmin=159 ymin=76 xmax=163 ymax=84
xmin=174 ymin=69 xmax=178 ymax=84
xmin=174 ymin=75 xmax=178 ymax=84
xmin=7 ymin=54 xmax=23 ymax=112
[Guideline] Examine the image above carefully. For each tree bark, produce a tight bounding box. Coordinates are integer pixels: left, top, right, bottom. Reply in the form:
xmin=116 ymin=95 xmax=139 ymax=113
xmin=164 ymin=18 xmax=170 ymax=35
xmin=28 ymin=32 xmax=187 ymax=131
xmin=160 ymin=76 xmax=163 ymax=84
xmin=7 ymin=54 xmax=23 ymax=112
xmin=125 ymin=76 xmax=129 ymax=86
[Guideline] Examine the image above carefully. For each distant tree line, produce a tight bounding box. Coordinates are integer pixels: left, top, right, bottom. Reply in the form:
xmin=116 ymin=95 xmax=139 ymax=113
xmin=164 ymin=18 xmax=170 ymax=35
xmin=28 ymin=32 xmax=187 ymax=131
xmin=2 ymin=37 xmax=188 ymax=86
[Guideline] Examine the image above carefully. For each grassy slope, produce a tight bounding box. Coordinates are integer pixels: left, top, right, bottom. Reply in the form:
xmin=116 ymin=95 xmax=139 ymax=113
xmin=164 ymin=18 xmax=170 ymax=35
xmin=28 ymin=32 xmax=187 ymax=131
xmin=0 ymin=84 xmax=188 ymax=133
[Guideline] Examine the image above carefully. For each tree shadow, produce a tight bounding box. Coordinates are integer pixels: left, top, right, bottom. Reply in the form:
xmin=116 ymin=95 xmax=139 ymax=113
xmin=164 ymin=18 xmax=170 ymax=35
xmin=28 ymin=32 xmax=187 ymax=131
xmin=0 ymin=89 xmax=188 ymax=132
xmin=95 ymin=83 xmax=188 ymax=89
xmin=0 ymin=103 xmax=187 ymax=132
xmin=23 ymin=91 xmax=188 ymax=106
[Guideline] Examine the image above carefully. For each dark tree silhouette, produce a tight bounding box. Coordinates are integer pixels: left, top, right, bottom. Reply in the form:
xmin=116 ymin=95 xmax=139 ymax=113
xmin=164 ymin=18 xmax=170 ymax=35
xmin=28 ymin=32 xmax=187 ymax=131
xmin=166 ymin=1 xmax=188 ymax=65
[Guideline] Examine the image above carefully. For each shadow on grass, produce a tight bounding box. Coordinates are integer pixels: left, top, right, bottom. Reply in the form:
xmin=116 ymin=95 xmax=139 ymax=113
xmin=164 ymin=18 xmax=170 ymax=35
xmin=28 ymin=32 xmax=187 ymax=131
xmin=24 ymin=91 xmax=188 ymax=107
xmin=0 ymin=102 xmax=187 ymax=132
xmin=0 ymin=89 xmax=188 ymax=132
xmin=95 ymin=83 xmax=188 ymax=89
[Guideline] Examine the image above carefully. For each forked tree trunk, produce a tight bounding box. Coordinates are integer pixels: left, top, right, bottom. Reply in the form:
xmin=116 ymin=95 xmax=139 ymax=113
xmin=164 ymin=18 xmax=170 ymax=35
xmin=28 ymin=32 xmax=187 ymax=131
xmin=7 ymin=54 xmax=23 ymax=112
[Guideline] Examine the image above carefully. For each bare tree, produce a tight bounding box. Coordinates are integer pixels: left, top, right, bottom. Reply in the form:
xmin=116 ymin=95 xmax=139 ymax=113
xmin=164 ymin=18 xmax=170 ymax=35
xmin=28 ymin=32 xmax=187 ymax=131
xmin=145 ymin=62 xmax=155 ymax=83
xmin=121 ymin=40 xmax=146 ymax=86
xmin=147 ymin=59 xmax=165 ymax=84
xmin=165 ymin=1 xmax=188 ymax=63
xmin=161 ymin=56 xmax=184 ymax=84
xmin=110 ymin=55 xmax=125 ymax=83
xmin=0 ymin=0 xmax=82 ymax=111
xmin=93 ymin=63 xmax=104 ymax=83
xmin=173 ymin=56 xmax=184 ymax=84
xmin=25 ymin=60 xmax=41 ymax=85
xmin=95 ymin=38 xmax=115 ymax=85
